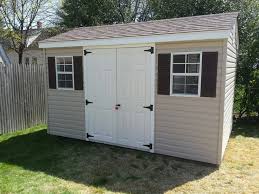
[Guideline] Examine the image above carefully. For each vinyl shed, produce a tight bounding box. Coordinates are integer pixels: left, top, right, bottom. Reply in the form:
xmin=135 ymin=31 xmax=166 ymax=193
xmin=39 ymin=12 xmax=239 ymax=165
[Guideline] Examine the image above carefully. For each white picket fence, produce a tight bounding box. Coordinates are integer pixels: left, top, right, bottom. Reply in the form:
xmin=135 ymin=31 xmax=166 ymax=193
xmin=0 ymin=63 xmax=47 ymax=134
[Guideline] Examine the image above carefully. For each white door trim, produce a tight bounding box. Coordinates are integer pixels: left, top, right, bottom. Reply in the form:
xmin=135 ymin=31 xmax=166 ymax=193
xmin=83 ymin=44 xmax=155 ymax=152
xmin=150 ymin=45 xmax=155 ymax=153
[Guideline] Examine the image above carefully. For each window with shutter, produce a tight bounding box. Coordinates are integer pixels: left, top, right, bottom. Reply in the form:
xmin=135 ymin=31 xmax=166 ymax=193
xmin=158 ymin=51 xmax=218 ymax=98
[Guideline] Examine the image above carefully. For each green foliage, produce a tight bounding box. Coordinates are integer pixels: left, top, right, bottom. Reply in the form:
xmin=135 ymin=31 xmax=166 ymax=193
xmin=233 ymin=0 xmax=259 ymax=117
xmin=58 ymin=0 xmax=119 ymax=27
xmin=148 ymin=0 xmax=230 ymax=19
xmin=0 ymin=122 xmax=258 ymax=193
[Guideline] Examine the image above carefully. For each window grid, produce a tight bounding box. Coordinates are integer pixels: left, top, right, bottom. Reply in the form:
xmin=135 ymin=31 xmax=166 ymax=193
xmin=55 ymin=56 xmax=74 ymax=90
xmin=170 ymin=52 xmax=202 ymax=97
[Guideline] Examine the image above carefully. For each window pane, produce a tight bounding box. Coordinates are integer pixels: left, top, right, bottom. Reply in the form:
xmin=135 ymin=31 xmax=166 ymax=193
xmin=186 ymin=64 xmax=199 ymax=73
xmin=187 ymin=54 xmax=200 ymax=63
xmin=56 ymin=57 xmax=64 ymax=64
xmin=186 ymin=76 xmax=198 ymax=84
xmin=65 ymin=74 xmax=72 ymax=80
xmin=173 ymin=55 xmax=185 ymax=63
xmin=173 ymin=63 xmax=185 ymax=73
xmin=57 ymin=65 xmax=64 ymax=72
xmin=58 ymin=81 xmax=65 ymax=88
xmin=65 ymin=65 xmax=72 ymax=72
xmin=58 ymin=74 xmax=66 ymax=80
xmin=66 ymin=81 xmax=73 ymax=88
xmin=173 ymin=84 xmax=185 ymax=94
xmin=173 ymin=76 xmax=185 ymax=84
xmin=186 ymin=85 xmax=198 ymax=94
xmin=64 ymin=57 xmax=72 ymax=64
xmin=25 ymin=57 xmax=30 ymax=64
xmin=32 ymin=57 xmax=37 ymax=65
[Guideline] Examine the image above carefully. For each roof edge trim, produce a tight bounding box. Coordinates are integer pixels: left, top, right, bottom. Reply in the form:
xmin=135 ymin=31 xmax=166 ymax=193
xmin=39 ymin=30 xmax=230 ymax=48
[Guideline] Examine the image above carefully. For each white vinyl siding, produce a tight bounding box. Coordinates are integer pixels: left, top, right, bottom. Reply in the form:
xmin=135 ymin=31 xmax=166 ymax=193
xmin=48 ymin=90 xmax=85 ymax=140
xmin=155 ymin=40 xmax=224 ymax=164
xmin=221 ymin=23 xmax=238 ymax=158
xmin=46 ymin=47 xmax=85 ymax=140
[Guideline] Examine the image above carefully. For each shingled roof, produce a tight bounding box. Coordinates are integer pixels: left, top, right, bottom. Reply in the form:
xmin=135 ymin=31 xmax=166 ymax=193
xmin=41 ymin=12 xmax=238 ymax=43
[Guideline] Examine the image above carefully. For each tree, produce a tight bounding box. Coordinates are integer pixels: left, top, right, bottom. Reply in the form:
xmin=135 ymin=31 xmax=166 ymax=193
xmin=230 ymin=0 xmax=259 ymax=118
xmin=57 ymin=0 xmax=151 ymax=28
xmin=57 ymin=0 xmax=117 ymax=27
xmin=148 ymin=0 xmax=230 ymax=19
xmin=0 ymin=0 xmax=52 ymax=64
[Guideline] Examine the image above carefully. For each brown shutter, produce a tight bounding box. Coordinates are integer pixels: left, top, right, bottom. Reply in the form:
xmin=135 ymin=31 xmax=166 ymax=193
xmin=157 ymin=54 xmax=171 ymax=95
xmin=201 ymin=52 xmax=218 ymax=97
xmin=73 ymin=56 xmax=83 ymax=90
xmin=48 ymin=57 xmax=56 ymax=89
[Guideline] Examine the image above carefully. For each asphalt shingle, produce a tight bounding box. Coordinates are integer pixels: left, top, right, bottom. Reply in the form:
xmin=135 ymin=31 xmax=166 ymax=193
xmin=41 ymin=12 xmax=238 ymax=43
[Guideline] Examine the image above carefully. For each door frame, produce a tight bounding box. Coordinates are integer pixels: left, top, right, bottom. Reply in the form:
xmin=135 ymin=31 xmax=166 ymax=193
xmin=82 ymin=43 xmax=156 ymax=152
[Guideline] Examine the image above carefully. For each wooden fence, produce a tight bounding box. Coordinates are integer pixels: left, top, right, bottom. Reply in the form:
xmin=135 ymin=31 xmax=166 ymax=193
xmin=0 ymin=63 xmax=47 ymax=134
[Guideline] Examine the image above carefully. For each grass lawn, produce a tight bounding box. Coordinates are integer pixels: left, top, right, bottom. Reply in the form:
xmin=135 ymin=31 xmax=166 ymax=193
xmin=0 ymin=120 xmax=258 ymax=194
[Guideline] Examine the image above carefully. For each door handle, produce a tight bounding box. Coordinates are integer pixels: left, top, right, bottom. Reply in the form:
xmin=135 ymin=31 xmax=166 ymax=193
xmin=143 ymin=104 xmax=153 ymax=111
xmin=85 ymin=99 xmax=93 ymax=106
xmin=115 ymin=104 xmax=121 ymax=110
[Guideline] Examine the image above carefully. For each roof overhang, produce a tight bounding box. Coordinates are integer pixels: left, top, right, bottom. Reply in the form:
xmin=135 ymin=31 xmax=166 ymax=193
xmin=39 ymin=30 xmax=230 ymax=49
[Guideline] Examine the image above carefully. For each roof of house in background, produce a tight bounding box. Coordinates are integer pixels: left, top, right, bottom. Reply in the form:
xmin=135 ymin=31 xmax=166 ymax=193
xmin=0 ymin=44 xmax=11 ymax=65
xmin=1 ymin=27 xmax=68 ymax=50
xmin=28 ymin=28 xmax=69 ymax=49
xmin=41 ymin=12 xmax=238 ymax=43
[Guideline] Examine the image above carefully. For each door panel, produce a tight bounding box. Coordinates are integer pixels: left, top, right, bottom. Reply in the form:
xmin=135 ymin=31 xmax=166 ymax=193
xmin=85 ymin=49 xmax=117 ymax=143
xmin=116 ymin=47 xmax=152 ymax=149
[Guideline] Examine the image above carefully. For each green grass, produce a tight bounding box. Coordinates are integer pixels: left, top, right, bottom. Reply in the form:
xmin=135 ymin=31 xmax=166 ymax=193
xmin=0 ymin=121 xmax=258 ymax=194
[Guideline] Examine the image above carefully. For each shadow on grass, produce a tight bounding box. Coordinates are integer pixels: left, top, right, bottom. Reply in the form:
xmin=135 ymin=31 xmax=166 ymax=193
xmin=232 ymin=117 xmax=259 ymax=138
xmin=0 ymin=129 xmax=217 ymax=194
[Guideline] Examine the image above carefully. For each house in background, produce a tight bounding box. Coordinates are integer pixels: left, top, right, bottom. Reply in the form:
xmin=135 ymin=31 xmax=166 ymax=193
xmin=6 ymin=22 xmax=67 ymax=65
xmin=39 ymin=12 xmax=238 ymax=165
xmin=0 ymin=44 xmax=11 ymax=65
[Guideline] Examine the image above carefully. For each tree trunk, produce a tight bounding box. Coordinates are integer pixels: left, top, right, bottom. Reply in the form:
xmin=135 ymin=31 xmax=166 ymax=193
xmin=18 ymin=52 xmax=23 ymax=64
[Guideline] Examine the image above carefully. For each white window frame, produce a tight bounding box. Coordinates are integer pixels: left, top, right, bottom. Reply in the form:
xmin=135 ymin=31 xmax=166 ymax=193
xmin=170 ymin=51 xmax=202 ymax=97
xmin=55 ymin=56 xmax=74 ymax=90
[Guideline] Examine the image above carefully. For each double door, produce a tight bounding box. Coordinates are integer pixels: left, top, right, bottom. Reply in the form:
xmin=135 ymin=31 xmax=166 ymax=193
xmin=84 ymin=46 xmax=153 ymax=150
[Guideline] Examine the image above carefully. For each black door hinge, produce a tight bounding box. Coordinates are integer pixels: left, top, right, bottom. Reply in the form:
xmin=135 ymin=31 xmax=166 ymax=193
xmin=143 ymin=143 xmax=152 ymax=149
xmin=143 ymin=104 xmax=153 ymax=111
xmin=85 ymin=99 xmax=93 ymax=106
xmin=84 ymin=50 xmax=92 ymax=55
xmin=87 ymin=133 xmax=94 ymax=138
xmin=144 ymin=47 xmax=154 ymax=54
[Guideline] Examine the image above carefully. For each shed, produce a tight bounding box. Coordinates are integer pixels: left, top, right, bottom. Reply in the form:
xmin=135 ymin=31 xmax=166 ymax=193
xmin=39 ymin=12 xmax=239 ymax=165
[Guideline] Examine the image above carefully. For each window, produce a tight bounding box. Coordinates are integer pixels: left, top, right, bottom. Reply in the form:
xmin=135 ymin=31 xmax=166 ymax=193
xmin=56 ymin=56 xmax=74 ymax=90
xmin=171 ymin=52 xmax=202 ymax=96
xmin=25 ymin=57 xmax=30 ymax=65
xmin=32 ymin=57 xmax=37 ymax=65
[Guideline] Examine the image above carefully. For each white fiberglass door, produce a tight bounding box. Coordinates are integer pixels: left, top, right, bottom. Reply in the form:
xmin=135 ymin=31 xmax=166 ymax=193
xmin=84 ymin=48 xmax=117 ymax=143
xmin=116 ymin=47 xmax=152 ymax=150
